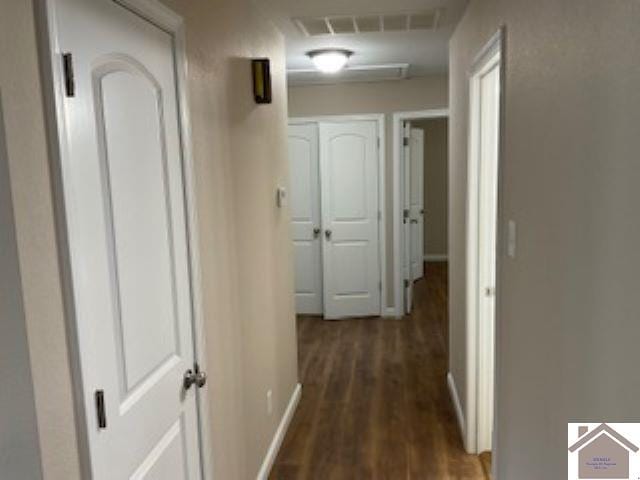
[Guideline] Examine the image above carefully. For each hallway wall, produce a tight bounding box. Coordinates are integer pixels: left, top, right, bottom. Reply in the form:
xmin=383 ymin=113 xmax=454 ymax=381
xmin=449 ymin=0 xmax=640 ymax=477
xmin=288 ymin=76 xmax=448 ymax=309
xmin=1 ymin=0 xmax=298 ymax=479
xmin=411 ymin=118 xmax=448 ymax=259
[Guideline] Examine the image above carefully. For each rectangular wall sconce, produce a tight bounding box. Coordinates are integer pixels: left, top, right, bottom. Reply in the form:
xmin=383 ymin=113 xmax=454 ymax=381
xmin=252 ymin=58 xmax=272 ymax=104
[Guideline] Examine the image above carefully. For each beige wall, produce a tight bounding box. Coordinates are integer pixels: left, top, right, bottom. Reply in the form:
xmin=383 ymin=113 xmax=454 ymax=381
xmin=449 ymin=0 xmax=640 ymax=477
xmin=288 ymin=77 xmax=448 ymax=307
xmin=2 ymin=0 xmax=298 ymax=479
xmin=0 ymin=94 xmax=44 ymax=479
xmin=412 ymin=118 xmax=448 ymax=257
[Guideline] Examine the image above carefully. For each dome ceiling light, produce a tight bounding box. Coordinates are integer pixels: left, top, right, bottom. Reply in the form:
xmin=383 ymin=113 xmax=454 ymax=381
xmin=307 ymin=49 xmax=353 ymax=74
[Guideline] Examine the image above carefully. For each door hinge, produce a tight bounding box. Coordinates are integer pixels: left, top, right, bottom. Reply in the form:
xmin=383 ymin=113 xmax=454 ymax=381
xmin=403 ymin=137 xmax=409 ymax=147
xmin=62 ymin=53 xmax=75 ymax=97
xmin=95 ymin=390 xmax=107 ymax=429
xmin=404 ymin=279 xmax=410 ymax=288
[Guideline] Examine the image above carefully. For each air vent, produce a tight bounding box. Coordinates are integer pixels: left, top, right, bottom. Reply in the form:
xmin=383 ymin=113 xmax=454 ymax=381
xmin=293 ymin=10 xmax=442 ymax=37
xmin=287 ymin=64 xmax=410 ymax=87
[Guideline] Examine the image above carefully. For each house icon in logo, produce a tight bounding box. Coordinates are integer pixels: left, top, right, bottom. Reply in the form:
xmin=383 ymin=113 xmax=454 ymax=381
xmin=569 ymin=424 xmax=639 ymax=479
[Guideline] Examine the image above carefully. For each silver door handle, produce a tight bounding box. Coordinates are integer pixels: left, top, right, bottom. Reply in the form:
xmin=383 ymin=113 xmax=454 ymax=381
xmin=313 ymin=227 xmax=321 ymax=238
xmin=325 ymin=229 xmax=332 ymax=239
xmin=410 ymin=219 xmax=418 ymax=224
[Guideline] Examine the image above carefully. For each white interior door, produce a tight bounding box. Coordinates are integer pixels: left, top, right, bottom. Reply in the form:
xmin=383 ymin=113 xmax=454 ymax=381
xmin=288 ymin=123 xmax=323 ymax=314
xmin=471 ymin=47 xmax=501 ymax=453
xmin=402 ymin=121 xmax=413 ymax=314
xmin=54 ymin=0 xmax=202 ymax=477
xmin=319 ymin=121 xmax=381 ymax=319
xmin=409 ymin=128 xmax=425 ymax=280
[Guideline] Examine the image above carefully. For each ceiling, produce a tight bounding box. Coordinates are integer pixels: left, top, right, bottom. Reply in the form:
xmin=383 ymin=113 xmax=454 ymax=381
xmin=259 ymin=0 xmax=469 ymax=84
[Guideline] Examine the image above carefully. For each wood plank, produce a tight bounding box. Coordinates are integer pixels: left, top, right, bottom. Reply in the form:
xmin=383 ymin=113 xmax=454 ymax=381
xmin=270 ymin=263 xmax=490 ymax=479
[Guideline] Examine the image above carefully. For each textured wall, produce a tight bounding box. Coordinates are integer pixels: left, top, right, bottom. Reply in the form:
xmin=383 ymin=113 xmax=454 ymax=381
xmin=288 ymin=76 xmax=448 ymax=307
xmin=449 ymin=0 xmax=640 ymax=477
xmin=0 ymin=93 xmax=44 ymax=480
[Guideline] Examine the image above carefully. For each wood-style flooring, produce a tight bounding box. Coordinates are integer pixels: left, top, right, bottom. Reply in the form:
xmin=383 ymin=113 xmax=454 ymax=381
xmin=270 ymin=263 xmax=491 ymax=479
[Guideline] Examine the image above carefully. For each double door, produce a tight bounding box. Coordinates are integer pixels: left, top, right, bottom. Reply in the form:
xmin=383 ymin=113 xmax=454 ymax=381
xmin=288 ymin=120 xmax=381 ymax=319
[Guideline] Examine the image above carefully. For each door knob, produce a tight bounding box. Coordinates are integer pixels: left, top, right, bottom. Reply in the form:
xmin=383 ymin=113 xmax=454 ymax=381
xmin=183 ymin=366 xmax=207 ymax=390
xmin=325 ymin=229 xmax=332 ymax=239
xmin=313 ymin=227 xmax=321 ymax=238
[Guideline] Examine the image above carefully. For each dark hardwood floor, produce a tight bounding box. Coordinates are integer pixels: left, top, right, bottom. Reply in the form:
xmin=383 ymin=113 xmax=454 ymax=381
xmin=270 ymin=262 xmax=491 ymax=480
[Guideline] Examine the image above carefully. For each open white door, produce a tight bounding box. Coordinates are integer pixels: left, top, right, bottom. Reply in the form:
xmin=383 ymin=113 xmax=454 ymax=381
xmin=409 ymin=128 xmax=425 ymax=280
xmin=52 ymin=0 xmax=203 ymax=477
xmin=467 ymin=36 xmax=502 ymax=454
xmin=402 ymin=121 xmax=414 ymax=314
xmin=319 ymin=121 xmax=381 ymax=319
xmin=288 ymin=123 xmax=323 ymax=314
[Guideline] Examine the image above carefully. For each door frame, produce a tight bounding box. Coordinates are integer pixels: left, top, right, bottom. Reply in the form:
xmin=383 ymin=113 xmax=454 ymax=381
xmin=289 ymin=114 xmax=387 ymax=317
xmin=36 ymin=0 xmax=214 ymax=477
xmin=392 ymin=109 xmax=449 ymax=317
xmin=465 ymin=27 xmax=504 ymax=459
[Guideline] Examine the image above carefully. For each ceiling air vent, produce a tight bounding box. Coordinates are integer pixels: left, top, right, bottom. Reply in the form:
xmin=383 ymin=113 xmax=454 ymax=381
xmin=287 ymin=63 xmax=410 ymax=87
xmin=293 ymin=10 xmax=443 ymax=37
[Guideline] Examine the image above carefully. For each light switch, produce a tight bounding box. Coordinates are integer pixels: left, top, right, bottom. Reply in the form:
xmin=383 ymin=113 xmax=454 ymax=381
xmin=276 ymin=186 xmax=287 ymax=208
xmin=507 ymin=220 xmax=516 ymax=258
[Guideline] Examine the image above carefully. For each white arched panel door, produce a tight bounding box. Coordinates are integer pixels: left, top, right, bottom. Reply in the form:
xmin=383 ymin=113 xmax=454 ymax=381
xmin=319 ymin=121 xmax=381 ymax=319
xmin=288 ymin=124 xmax=323 ymax=314
xmin=53 ymin=0 xmax=202 ymax=478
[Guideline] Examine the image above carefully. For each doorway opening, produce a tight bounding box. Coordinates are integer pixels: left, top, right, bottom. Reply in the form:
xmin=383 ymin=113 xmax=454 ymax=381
xmin=392 ymin=109 xmax=449 ymax=316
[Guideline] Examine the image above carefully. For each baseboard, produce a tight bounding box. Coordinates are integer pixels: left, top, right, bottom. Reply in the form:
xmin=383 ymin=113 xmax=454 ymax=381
xmin=256 ymin=383 xmax=302 ymax=480
xmin=447 ymin=372 xmax=466 ymax=442
xmin=424 ymin=254 xmax=448 ymax=262
xmin=384 ymin=306 xmax=402 ymax=318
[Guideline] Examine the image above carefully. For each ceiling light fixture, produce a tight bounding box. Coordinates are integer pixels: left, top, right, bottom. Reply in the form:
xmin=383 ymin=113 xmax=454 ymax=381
xmin=307 ymin=49 xmax=353 ymax=74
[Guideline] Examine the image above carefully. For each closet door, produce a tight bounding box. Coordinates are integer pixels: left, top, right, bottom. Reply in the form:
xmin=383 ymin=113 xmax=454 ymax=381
xmin=288 ymin=123 xmax=323 ymax=314
xmin=319 ymin=121 xmax=381 ymax=319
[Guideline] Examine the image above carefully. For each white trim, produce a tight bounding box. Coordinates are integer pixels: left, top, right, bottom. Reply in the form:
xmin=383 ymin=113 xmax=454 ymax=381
xmin=37 ymin=1 xmax=214 ymax=478
xmin=424 ymin=254 xmax=448 ymax=262
xmin=256 ymin=383 xmax=302 ymax=480
xmin=289 ymin=114 xmax=388 ymax=317
xmin=392 ymin=109 xmax=449 ymax=317
xmin=447 ymin=372 xmax=466 ymax=443
xmin=465 ymin=27 xmax=503 ymax=456
xmin=384 ymin=307 xmax=402 ymax=319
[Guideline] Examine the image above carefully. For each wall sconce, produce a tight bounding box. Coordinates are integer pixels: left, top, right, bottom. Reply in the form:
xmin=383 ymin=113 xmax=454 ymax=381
xmin=252 ymin=58 xmax=272 ymax=104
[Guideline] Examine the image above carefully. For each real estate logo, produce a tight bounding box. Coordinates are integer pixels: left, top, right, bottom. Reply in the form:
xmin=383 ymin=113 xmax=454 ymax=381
xmin=568 ymin=423 xmax=640 ymax=479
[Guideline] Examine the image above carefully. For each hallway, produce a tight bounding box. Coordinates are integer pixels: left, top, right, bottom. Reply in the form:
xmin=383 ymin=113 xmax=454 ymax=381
xmin=270 ymin=263 xmax=490 ymax=479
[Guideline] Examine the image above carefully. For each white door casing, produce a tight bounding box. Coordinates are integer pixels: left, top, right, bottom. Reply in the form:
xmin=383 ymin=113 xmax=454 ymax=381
xmin=409 ymin=128 xmax=425 ymax=280
xmin=52 ymin=0 xmax=202 ymax=477
xmin=319 ymin=121 xmax=381 ymax=319
xmin=402 ymin=121 xmax=413 ymax=314
xmin=466 ymin=31 xmax=502 ymax=455
xmin=288 ymin=123 xmax=323 ymax=314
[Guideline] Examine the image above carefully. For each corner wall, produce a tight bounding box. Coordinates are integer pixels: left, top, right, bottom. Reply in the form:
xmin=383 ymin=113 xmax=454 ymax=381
xmin=449 ymin=0 xmax=640 ymax=477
